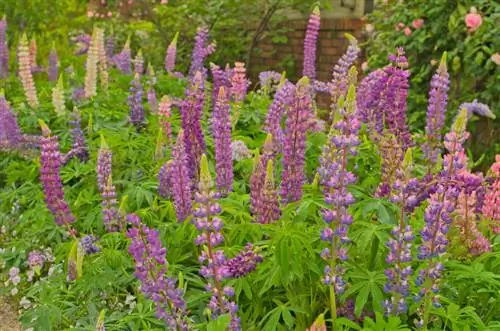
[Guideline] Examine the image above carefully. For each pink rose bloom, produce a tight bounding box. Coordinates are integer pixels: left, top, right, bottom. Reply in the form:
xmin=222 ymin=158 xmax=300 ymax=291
xmin=465 ymin=7 xmax=482 ymax=32
xmin=412 ymin=19 xmax=424 ymax=29
xmin=492 ymin=53 xmax=500 ymax=65
xmin=404 ymin=27 xmax=412 ymax=36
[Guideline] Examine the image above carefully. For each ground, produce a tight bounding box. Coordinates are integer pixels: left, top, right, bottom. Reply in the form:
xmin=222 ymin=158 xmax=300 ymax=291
xmin=0 ymin=296 xmax=21 ymax=331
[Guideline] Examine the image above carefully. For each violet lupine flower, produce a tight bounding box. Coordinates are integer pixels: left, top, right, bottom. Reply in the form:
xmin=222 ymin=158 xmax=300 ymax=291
xmin=220 ymin=244 xmax=263 ymax=278
xmin=258 ymin=71 xmax=282 ymax=91
xmin=188 ymin=26 xmax=216 ymax=79
xmin=230 ymin=62 xmax=249 ymax=103
xmin=165 ymin=32 xmax=179 ymax=73
xmin=158 ymin=96 xmax=172 ymax=144
xmin=72 ymin=33 xmax=91 ymax=56
xmin=133 ymin=50 xmax=144 ymax=76
xmin=457 ymin=99 xmax=495 ymax=120
xmin=259 ymin=159 xmax=280 ymax=224
xmin=423 ymin=53 xmax=449 ymax=170
xmin=171 ymin=130 xmax=193 ymax=221
xmin=250 ymin=134 xmax=275 ymax=222
xmin=0 ymin=94 xmax=22 ymax=149
xmin=264 ymin=79 xmax=295 ymax=151
xmin=113 ymin=39 xmax=131 ymax=74
xmin=158 ymin=160 xmax=173 ymax=198
xmin=79 ymin=235 xmax=100 ymax=255
xmin=97 ymin=137 xmax=112 ymax=193
xmin=317 ymin=82 xmax=360 ymax=297
xmin=48 ymin=46 xmax=59 ymax=81
xmin=0 ymin=16 xmax=9 ymax=79
xmin=128 ymin=74 xmax=145 ymax=128
xmin=193 ymin=155 xmax=240 ymax=330
xmin=280 ymin=77 xmax=314 ymax=203
xmin=356 ymin=69 xmax=387 ymax=134
xmin=483 ymin=155 xmax=500 ymax=233
xmin=330 ymin=34 xmax=360 ymax=114
xmin=28 ymin=250 xmax=46 ymax=270
xmin=374 ymin=135 xmax=404 ymax=198
xmin=126 ymin=214 xmax=190 ymax=330
xmin=181 ymin=72 xmax=206 ymax=180
xmin=210 ymin=63 xmax=231 ymax=109
xmin=383 ymin=149 xmax=417 ymax=315
xmin=147 ymin=86 xmax=158 ymax=113
xmin=212 ymin=87 xmax=233 ymax=196
xmin=72 ymin=87 xmax=85 ymax=102
xmin=39 ymin=120 xmax=76 ymax=227
xmin=105 ymin=35 xmax=115 ymax=59
xmin=303 ymin=6 xmax=320 ymax=80
xmin=62 ymin=109 xmax=89 ymax=164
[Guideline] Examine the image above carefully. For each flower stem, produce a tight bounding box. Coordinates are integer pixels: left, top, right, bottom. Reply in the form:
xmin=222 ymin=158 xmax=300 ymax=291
xmin=329 ymin=284 xmax=337 ymax=330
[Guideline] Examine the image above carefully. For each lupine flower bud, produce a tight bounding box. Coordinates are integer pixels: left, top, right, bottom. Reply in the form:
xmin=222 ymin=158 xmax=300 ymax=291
xmin=165 ymin=32 xmax=178 ymax=73
xmin=133 ymin=50 xmax=144 ymax=76
xmin=52 ymin=75 xmax=65 ymax=116
xmin=220 ymin=244 xmax=263 ymax=278
xmin=39 ymin=120 xmax=76 ymax=227
xmin=259 ymin=160 xmax=280 ymax=224
xmin=84 ymin=28 xmax=99 ymax=98
xmin=423 ymin=52 xmax=449 ymax=170
xmin=0 ymin=16 xmax=9 ymax=78
xmin=457 ymin=99 xmax=495 ymax=120
xmin=280 ymin=77 xmax=314 ymax=203
xmin=212 ymin=87 xmax=233 ymax=196
xmin=128 ymin=73 xmax=145 ymax=128
xmin=250 ymin=134 xmax=275 ymax=221
xmin=483 ymin=155 xmax=500 ymax=233
xmin=113 ymin=38 xmax=131 ymax=74
xmin=48 ymin=45 xmax=58 ymax=81
xmin=18 ymin=34 xmax=39 ymax=108
xmin=188 ymin=26 xmax=215 ymax=79
xmin=171 ymin=130 xmax=193 ymax=221
xmin=126 ymin=214 xmax=189 ymax=330
xmin=303 ymin=6 xmax=320 ymax=80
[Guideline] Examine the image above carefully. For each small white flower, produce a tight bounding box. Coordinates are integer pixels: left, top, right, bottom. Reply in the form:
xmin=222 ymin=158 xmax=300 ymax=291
xmin=20 ymin=297 xmax=32 ymax=309
xmin=11 ymin=287 xmax=18 ymax=296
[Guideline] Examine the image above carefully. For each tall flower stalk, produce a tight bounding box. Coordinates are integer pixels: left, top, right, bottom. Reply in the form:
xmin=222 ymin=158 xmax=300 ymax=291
xmin=212 ymin=87 xmax=233 ymax=196
xmin=0 ymin=16 xmax=9 ymax=78
xmin=165 ymin=32 xmax=179 ymax=73
xmin=48 ymin=44 xmax=58 ymax=82
xmin=171 ymin=130 xmax=193 ymax=222
xmin=133 ymin=50 xmax=144 ymax=76
xmin=39 ymin=120 xmax=76 ymax=227
xmin=188 ymin=26 xmax=215 ymax=79
xmin=52 ymin=75 xmax=66 ymax=116
xmin=317 ymin=79 xmax=360 ymax=329
xmin=18 ymin=34 xmax=38 ymax=108
xmin=0 ymin=93 xmax=22 ymax=149
xmin=483 ymin=155 xmax=500 ymax=233
xmin=303 ymin=6 xmax=320 ymax=80
xmin=158 ymin=96 xmax=172 ymax=144
xmin=423 ymin=53 xmax=449 ymax=172
xmin=280 ymin=77 xmax=314 ymax=203
xmin=113 ymin=37 xmax=131 ymax=74
xmin=84 ymin=28 xmax=99 ymax=98
xmin=126 ymin=214 xmax=190 ymax=330
xmin=62 ymin=108 xmax=89 ymax=164
xmin=95 ymin=27 xmax=108 ymax=91
xmin=229 ymin=62 xmax=249 ymax=129
xmin=128 ymin=73 xmax=145 ymax=128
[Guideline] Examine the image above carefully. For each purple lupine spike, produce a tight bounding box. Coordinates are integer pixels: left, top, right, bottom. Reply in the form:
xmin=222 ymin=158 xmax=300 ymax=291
xmin=280 ymin=77 xmax=314 ymax=203
xmin=483 ymin=156 xmax=500 ymax=233
xmin=193 ymin=155 xmax=241 ymax=330
xmin=457 ymin=99 xmax=495 ymax=120
xmin=230 ymin=62 xmax=249 ymax=103
xmin=79 ymin=235 xmax=100 ymax=255
xmin=356 ymin=68 xmax=387 ymax=134
xmin=317 ymin=82 xmax=360 ymax=304
xmin=113 ymin=39 xmax=131 ymax=74
xmin=260 ymin=159 xmax=280 ymax=224
xmin=171 ymin=130 xmax=193 ymax=221
xmin=158 ymin=160 xmax=173 ymax=198
xmin=133 ymin=50 xmax=144 ymax=76
xmin=0 ymin=94 xmax=22 ymax=149
xmin=188 ymin=26 xmax=216 ymax=79
xmin=126 ymin=214 xmax=190 ymax=330
xmin=330 ymin=34 xmax=360 ymax=114
xmin=258 ymin=71 xmax=282 ymax=91
xmin=165 ymin=32 xmax=179 ymax=73
xmin=39 ymin=120 xmax=76 ymax=227
xmin=220 ymin=244 xmax=263 ymax=278
xmin=105 ymin=35 xmax=115 ymax=60
xmin=374 ymin=135 xmax=404 ymax=198
xmin=62 ymin=109 xmax=89 ymax=164
xmin=128 ymin=74 xmax=145 ymax=128
xmin=147 ymin=86 xmax=158 ymax=113
xmin=263 ymin=78 xmax=295 ymax=151
xmin=181 ymin=72 xmax=206 ymax=180
xmin=423 ymin=53 xmax=449 ymax=170
xmin=48 ymin=46 xmax=59 ymax=81
xmin=212 ymin=87 xmax=233 ymax=196
xmin=250 ymin=134 xmax=276 ymax=222
xmin=210 ymin=63 xmax=231 ymax=109
xmin=303 ymin=6 xmax=320 ymax=80
xmin=0 ymin=16 xmax=9 ymax=78
xmin=97 ymin=135 xmax=112 ymax=193
xmin=72 ymin=33 xmax=91 ymax=56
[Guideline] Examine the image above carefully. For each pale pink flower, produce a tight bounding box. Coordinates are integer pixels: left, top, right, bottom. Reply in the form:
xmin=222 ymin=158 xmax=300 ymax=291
xmin=412 ymin=18 xmax=424 ymax=29
xmin=491 ymin=53 xmax=500 ymax=65
xmin=404 ymin=27 xmax=412 ymax=36
xmin=87 ymin=11 xmax=94 ymax=17
xmin=395 ymin=22 xmax=405 ymax=31
xmin=365 ymin=23 xmax=374 ymax=33
xmin=361 ymin=61 xmax=369 ymax=72
xmin=465 ymin=7 xmax=482 ymax=32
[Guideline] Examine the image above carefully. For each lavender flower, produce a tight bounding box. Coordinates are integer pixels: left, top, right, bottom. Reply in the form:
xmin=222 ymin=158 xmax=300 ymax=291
xmin=280 ymin=77 xmax=314 ymax=203
xmin=250 ymin=134 xmax=275 ymax=222
xmin=48 ymin=45 xmax=59 ymax=81
xmin=483 ymin=155 xmax=500 ymax=233
xmin=220 ymin=244 xmax=263 ymax=278
xmin=423 ymin=53 xmax=449 ymax=170
xmin=158 ymin=96 xmax=172 ymax=144
xmin=39 ymin=120 xmax=76 ymax=227
xmin=0 ymin=16 xmax=9 ymax=78
xmin=181 ymin=72 xmax=206 ymax=180
xmin=317 ymin=81 xmax=360 ymax=308
xmin=126 ymin=214 xmax=189 ymax=330
xmin=106 ymin=35 xmax=115 ymax=59
xmin=128 ymin=74 xmax=145 ymax=128
xmin=212 ymin=87 xmax=233 ymax=196
xmin=210 ymin=63 xmax=231 ymax=109
xmin=79 ymin=235 xmax=100 ymax=255
xmin=113 ymin=38 xmax=131 ymax=74
xmin=158 ymin=160 xmax=173 ymax=198
xmin=148 ymin=86 xmax=158 ymax=113
xmin=0 ymin=94 xmax=22 ymax=149
xmin=357 ymin=69 xmax=387 ymax=134
xmin=165 ymin=32 xmax=179 ymax=73
xmin=264 ymin=78 xmax=295 ymax=151
xmin=193 ymin=155 xmax=240 ymax=330
xmin=303 ymin=7 xmax=320 ymax=80
xmin=62 ymin=109 xmax=89 ymax=164
xmin=171 ymin=130 xmax=193 ymax=221
xmin=188 ymin=26 xmax=216 ymax=79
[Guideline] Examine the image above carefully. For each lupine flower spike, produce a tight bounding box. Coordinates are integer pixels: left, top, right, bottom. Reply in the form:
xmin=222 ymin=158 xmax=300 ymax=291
xmin=0 ymin=16 xmax=9 ymax=78
xmin=171 ymin=130 xmax=193 ymax=221
xmin=188 ymin=26 xmax=216 ymax=79
xmin=48 ymin=44 xmax=59 ymax=81
xmin=133 ymin=50 xmax=144 ymax=76
xmin=52 ymin=75 xmax=66 ymax=116
xmin=39 ymin=120 xmax=76 ymax=227
xmin=84 ymin=28 xmax=99 ymax=98
xmin=128 ymin=73 xmax=145 ymax=128
xmin=95 ymin=27 xmax=109 ymax=91
xmin=193 ymin=155 xmax=240 ymax=330
xmin=260 ymin=160 xmax=280 ymax=224
xmin=158 ymin=96 xmax=172 ymax=144
xmin=303 ymin=6 xmax=320 ymax=80
xmin=127 ymin=214 xmax=190 ymax=330
xmin=483 ymin=156 xmax=500 ymax=233
xmin=0 ymin=92 xmax=22 ymax=149
xmin=317 ymin=76 xmax=360 ymax=328
xmin=62 ymin=108 xmax=89 ymax=164
xmin=18 ymin=34 xmax=39 ymax=108
xmin=114 ymin=37 xmax=131 ymax=74
xmin=165 ymin=32 xmax=179 ymax=73
xmin=212 ymin=87 xmax=233 ymax=196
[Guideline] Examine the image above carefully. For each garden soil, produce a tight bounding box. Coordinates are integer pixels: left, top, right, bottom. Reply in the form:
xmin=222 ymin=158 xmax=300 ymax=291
xmin=0 ymin=296 xmax=21 ymax=331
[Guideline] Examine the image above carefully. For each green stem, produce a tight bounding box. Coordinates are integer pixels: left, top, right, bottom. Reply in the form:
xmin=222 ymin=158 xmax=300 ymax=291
xmin=422 ymin=292 xmax=432 ymax=331
xmin=329 ymin=284 xmax=337 ymax=330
